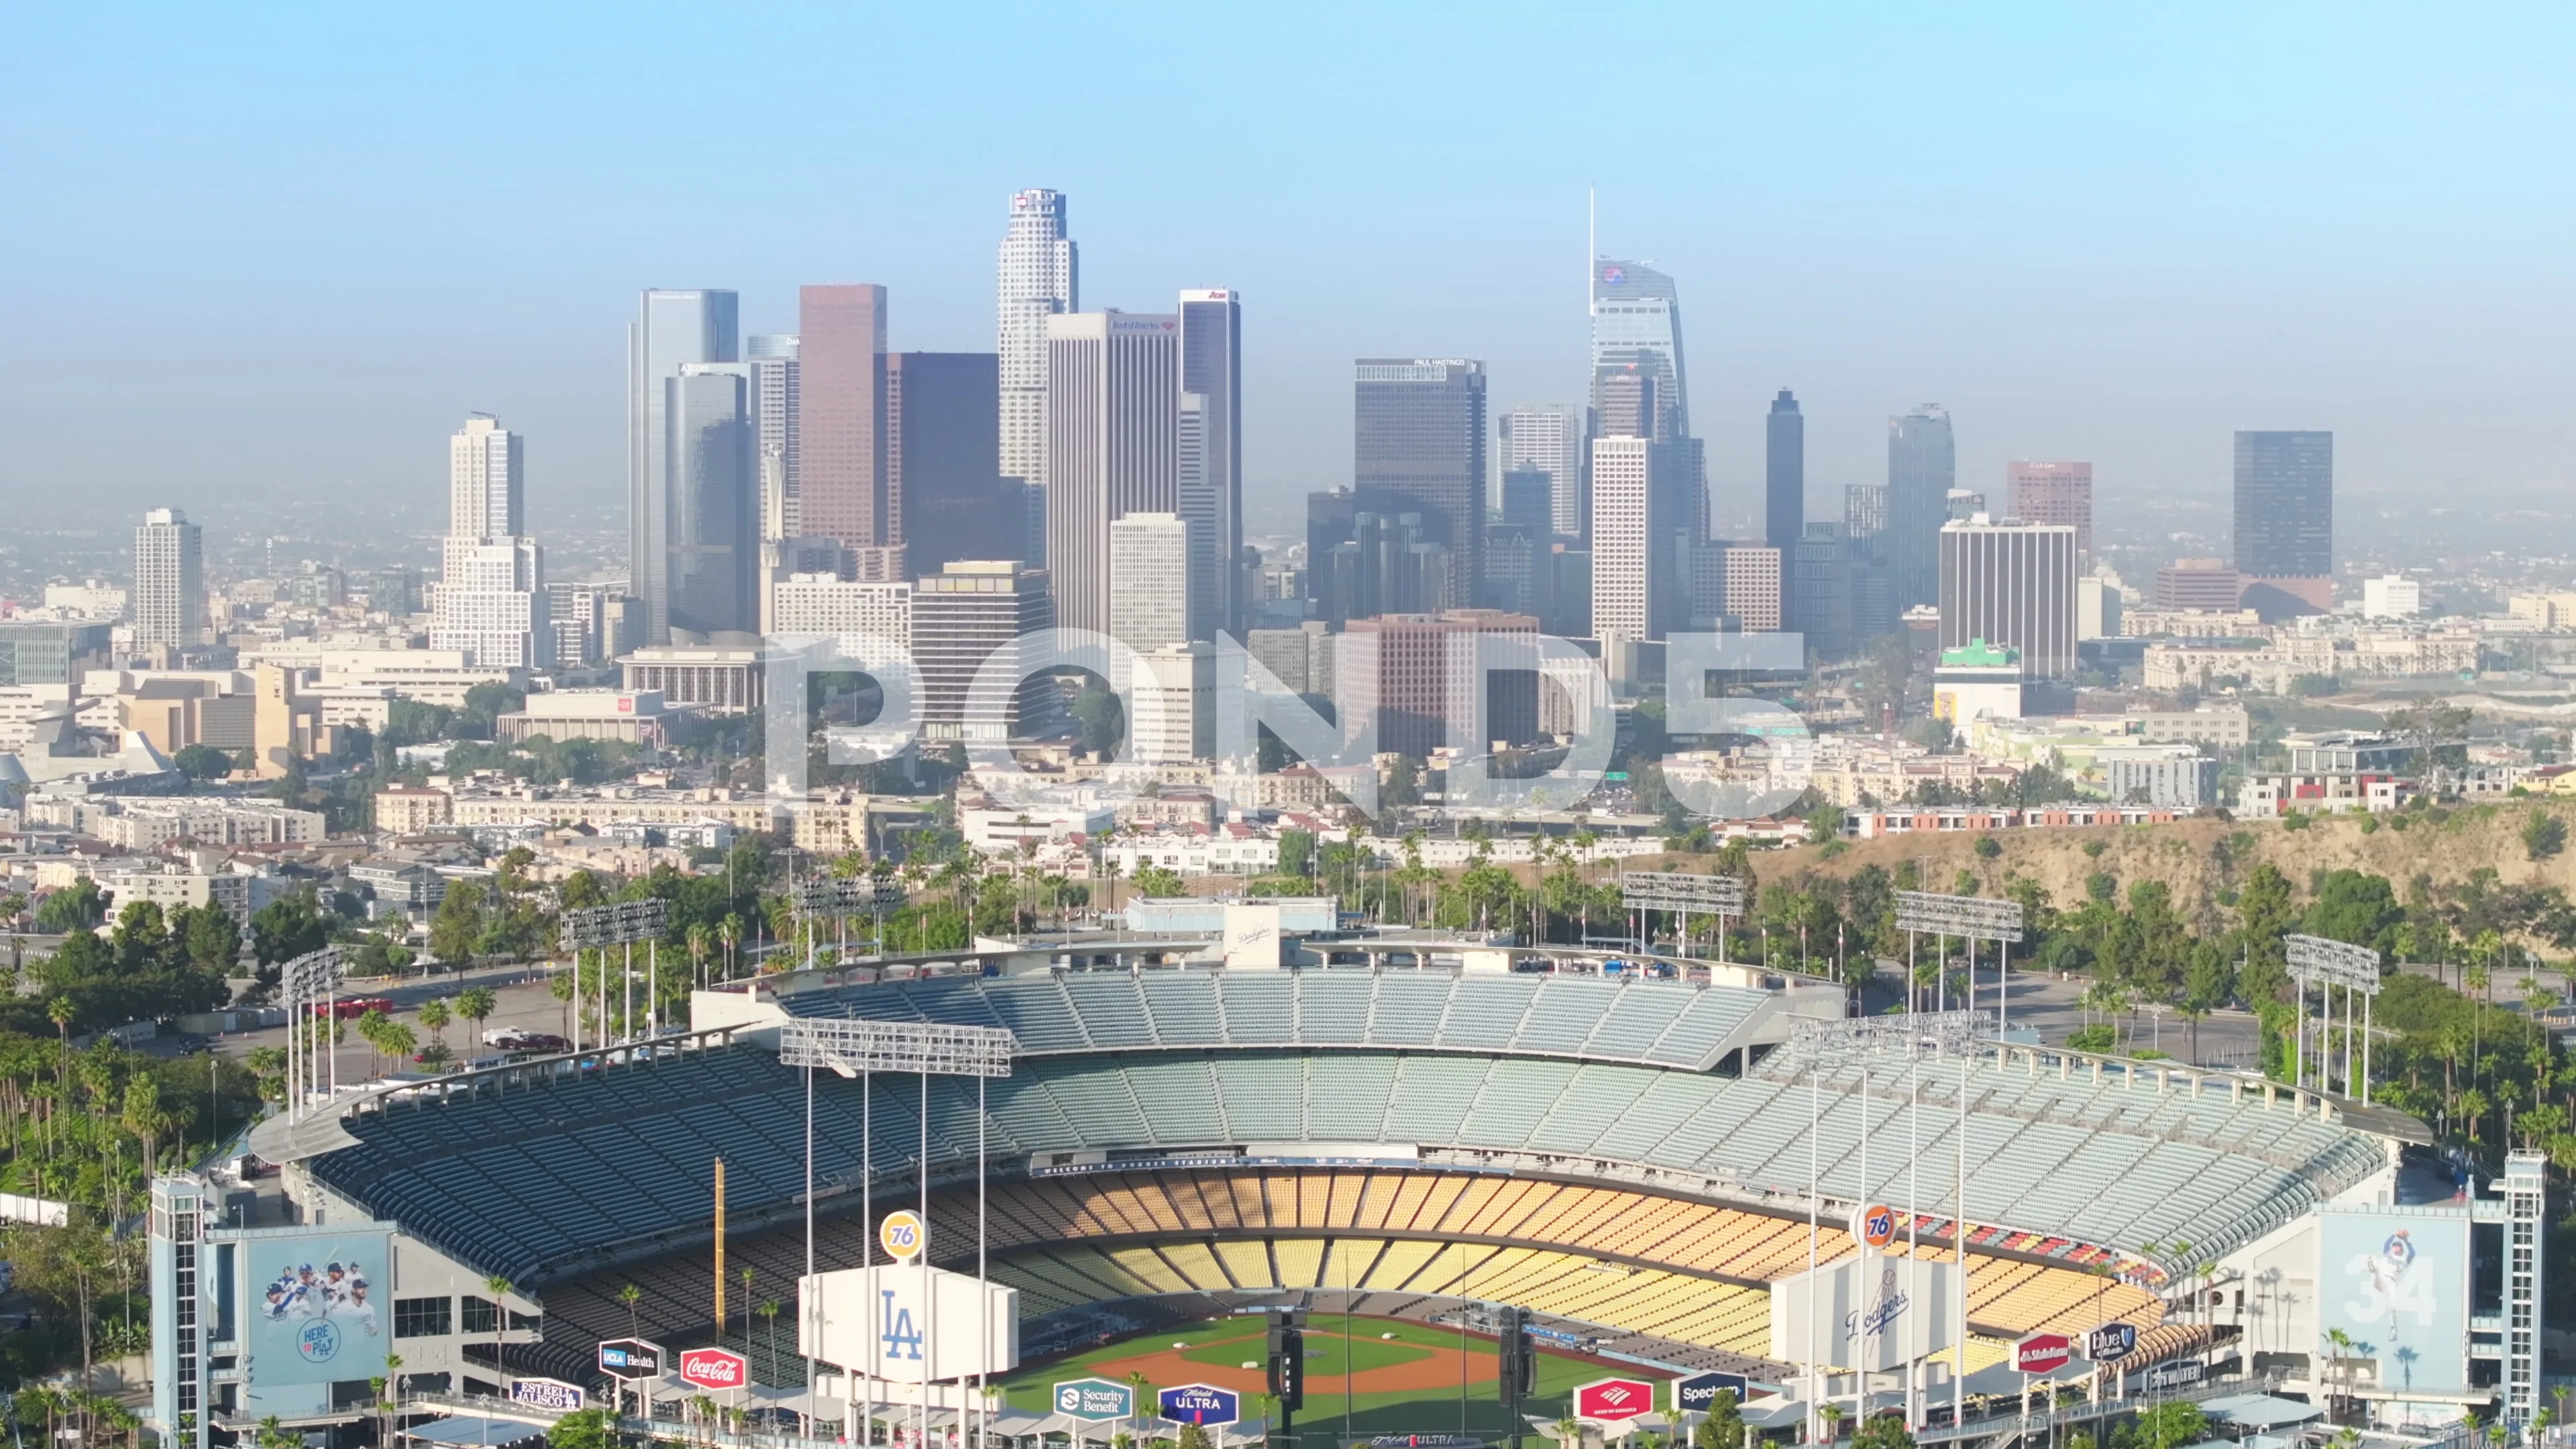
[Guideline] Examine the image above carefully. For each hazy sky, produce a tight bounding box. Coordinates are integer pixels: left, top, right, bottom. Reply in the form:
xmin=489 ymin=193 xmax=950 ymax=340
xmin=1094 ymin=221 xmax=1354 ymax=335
xmin=7 ymin=2 xmax=2573 ymax=558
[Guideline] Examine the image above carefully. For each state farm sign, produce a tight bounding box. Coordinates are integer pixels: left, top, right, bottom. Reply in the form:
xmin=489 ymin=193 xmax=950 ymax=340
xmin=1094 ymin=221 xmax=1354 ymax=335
xmin=679 ymin=1346 xmax=750 ymax=1391
xmin=1574 ymin=1378 xmax=1656 ymax=1422
xmin=2015 ymin=1334 xmax=2072 ymax=1375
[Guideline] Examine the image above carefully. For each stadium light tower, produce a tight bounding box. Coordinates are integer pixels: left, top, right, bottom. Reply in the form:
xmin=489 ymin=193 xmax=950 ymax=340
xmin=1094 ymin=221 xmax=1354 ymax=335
xmin=559 ymin=898 xmax=670 ymax=1046
xmin=1894 ymin=892 xmax=2024 ymax=1035
xmin=779 ymin=1018 xmax=1015 ymax=1448
xmin=2284 ymin=934 xmax=2381 ymax=1102
xmin=1618 ymin=871 xmax=1744 ymax=962
xmin=279 ymin=947 xmax=344 ymax=1120
xmin=1780 ymin=1012 xmax=1978 ymax=1438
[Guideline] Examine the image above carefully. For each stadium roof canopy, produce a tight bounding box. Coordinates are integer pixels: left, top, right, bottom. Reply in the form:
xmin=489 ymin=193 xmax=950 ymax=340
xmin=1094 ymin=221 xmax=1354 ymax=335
xmin=303 ymin=971 xmax=2391 ymax=1294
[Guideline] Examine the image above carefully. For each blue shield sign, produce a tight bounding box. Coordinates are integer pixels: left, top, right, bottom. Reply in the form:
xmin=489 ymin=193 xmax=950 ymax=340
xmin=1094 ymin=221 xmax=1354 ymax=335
xmin=1674 ymin=1372 xmax=1749 ymax=1414
xmin=2086 ymin=1323 xmax=2138 ymax=1364
xmin=1159 ymin=1383 xmax=1241 ymax=1427
xmin=1055 ymin=1379 xmax=1135 ymax=1422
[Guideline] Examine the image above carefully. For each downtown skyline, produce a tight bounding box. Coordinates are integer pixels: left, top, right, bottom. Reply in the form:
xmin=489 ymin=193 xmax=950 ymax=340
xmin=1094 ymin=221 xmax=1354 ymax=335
xmin=7 ymin=4 xmax=2573 ymax=559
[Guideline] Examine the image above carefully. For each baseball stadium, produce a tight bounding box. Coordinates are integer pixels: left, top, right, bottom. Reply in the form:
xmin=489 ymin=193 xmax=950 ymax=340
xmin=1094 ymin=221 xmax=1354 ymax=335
xmin=152 ymin=938 xmax=2534 ymax=1449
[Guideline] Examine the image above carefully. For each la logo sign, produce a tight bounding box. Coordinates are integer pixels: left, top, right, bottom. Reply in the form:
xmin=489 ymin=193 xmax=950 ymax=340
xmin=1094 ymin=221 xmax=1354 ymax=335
xmin=1574 ymin=1378 xmax=1656 ymax=1422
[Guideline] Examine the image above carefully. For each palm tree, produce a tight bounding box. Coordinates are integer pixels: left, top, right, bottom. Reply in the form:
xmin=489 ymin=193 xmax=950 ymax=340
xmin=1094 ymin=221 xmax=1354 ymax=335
xmin=385 ymin=1351 xmax=405 ymax=1404
xmin=1552 ymin=1418 xmax=1582 ymax=1449
xmin=1125 ymin=1369 xmax=1154 ymax=1448
xmin=455 ymin=985 xmax=498 ymax=1045
xmin=419 ymin=997 xmax=452 ymax=1051
xmin=759 ymin=1298 xmax=782 ymax=1377
xmin=718 ymin=914 xmax=743 ymax=978
xmin=618 ymin=1283 xmax=643 ymax=1338
xmin=1819 ymin=1403 xmax=1848 ymax=1443
xmin=739 ymin=1267 xmax=756 ymax=1346
xmin=688 ymin=924 xmax=714 ymax=989
xmin=484 ymin=1275 xmax=515 ymax=1389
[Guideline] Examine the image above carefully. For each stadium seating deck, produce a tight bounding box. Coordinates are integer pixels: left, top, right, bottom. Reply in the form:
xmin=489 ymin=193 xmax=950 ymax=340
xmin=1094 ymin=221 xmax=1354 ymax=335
xmin=782 ymin=969 xmax=1770 ymax=1070
xmin=315 ymin=977 xmax=2384 ymax=1306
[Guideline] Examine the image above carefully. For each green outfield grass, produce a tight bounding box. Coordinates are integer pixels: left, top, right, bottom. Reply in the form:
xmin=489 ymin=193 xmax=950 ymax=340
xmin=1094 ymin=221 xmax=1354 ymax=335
xmin=998 ymin=1315 xmax=1662 ymax=1447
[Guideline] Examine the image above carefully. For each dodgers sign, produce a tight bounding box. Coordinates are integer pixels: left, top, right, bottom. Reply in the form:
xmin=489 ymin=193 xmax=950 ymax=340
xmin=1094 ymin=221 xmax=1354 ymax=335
xmin=1574 ymin=1379 xmax=1655 ymax=1422
xmin=1674 ymin=1372 xmax=1748 ymax=1413
xmin=1159 ymin=1383 xmax=1240 ymax=1426
xmin=1054 ymin=1379 xmax=1134 ymax=1421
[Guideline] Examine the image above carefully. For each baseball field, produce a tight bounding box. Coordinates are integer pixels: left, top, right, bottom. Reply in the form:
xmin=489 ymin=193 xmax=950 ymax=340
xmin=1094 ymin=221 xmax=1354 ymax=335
xmin=998 ymin=1315 xmax=1670 ymax=1445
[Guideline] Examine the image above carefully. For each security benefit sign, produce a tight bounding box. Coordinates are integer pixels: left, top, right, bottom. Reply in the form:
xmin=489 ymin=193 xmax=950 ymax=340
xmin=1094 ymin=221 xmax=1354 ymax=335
xmin=2317 ymin=1206 xmax=2472 ymax=1397
xmin=244 ymin=1227 xmax=392 ymax=1387
xmin=1769 ymin=1254 xmax=1961 ymax=1373
xmin=800 ymin=1264 xmax=1019 ymax=1385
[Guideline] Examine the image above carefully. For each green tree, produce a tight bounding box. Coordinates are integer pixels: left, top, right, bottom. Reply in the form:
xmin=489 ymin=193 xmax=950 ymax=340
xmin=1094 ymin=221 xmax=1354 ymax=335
xmin=1132 ymin=865 xmax=1186 ymax=900
xmin=1850 ymin=1414 xmax=1915 ymax=1449
xmin=250 ymin=892 xmax=331 ymax=965
xmin=35 ymin=879 xmax=106 ymax=934
xmin=1695 ymin=1390 xmax=1746 ymax=1449
xmin=172 ymin=744 xmax=236 ymax=781
xmin=2136 ymin=1400 xmax=2208 ymax=1449
xmin=428 ymin=881 xmax=488 ymax=964
xmin=2524 ymin=810 xmax=2567 ymax=861
xmin=546 ymin=1407 xmax=616 ymax=1449
xmin=1383 ymin=755 xmax=1422 ymax=808
xmin=1277 ymin=829 xmax=1316 ymax=879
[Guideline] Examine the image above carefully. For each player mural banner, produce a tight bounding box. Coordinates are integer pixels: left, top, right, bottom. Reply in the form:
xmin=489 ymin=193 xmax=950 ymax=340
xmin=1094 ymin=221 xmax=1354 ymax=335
xmin=246 ymin=1228 xmax=390 ymax=1386
xmin=2318 ymin=1207 xmax=2471 ymax=1397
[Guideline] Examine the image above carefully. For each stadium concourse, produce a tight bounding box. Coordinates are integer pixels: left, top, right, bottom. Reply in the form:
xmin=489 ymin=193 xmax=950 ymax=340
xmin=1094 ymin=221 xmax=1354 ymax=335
xmin=178 ymin=945 xmax=2444 ymax=1449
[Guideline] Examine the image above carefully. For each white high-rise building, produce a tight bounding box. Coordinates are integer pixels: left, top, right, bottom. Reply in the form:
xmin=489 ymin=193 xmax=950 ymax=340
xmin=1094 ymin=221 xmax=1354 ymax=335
xmin=770 ymin=574 xmax=912 ymax=648
xmin=1045 ymin=311 xmax=1179 ymax=637
xmin=134 ymin=508 xmax=203 ymax=650
xmin=1937 ymin=515 xmax=2079 ymax=680
xmin=1109 ymin=511 xmax=1191 ymax=657
xmin=432 ymin=415 xmax=548 ymax=669
xmin=1499 ymin=402 xmax=1584 ymax=537
xmin=998 ymin=189 xmax=1077 ymax=506
xmin=1590 ymin=437 xmax=1656 ymax=646
xmin=447 ymin=413 xmax=523 ymax=540
xmin=746 ymin=334 xmax=799 ymax=539
xmin=1128 ymin=642 xmax=1214 ymax=763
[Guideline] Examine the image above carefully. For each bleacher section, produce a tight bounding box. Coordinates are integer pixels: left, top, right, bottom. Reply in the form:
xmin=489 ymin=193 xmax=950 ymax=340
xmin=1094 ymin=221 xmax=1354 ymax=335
xmin=529 ymin=1165 xmax=2163 ymax=1383
xmin=313 ymin=1024 xmax=2384 ymax=1296
xmin=777 ymin=970 xmax=1773 ymax=1071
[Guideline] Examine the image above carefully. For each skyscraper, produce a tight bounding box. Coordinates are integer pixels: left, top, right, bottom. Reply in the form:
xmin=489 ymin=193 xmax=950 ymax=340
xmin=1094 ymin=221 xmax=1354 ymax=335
xmin=1587 ymin=435 xmax=1690 ymax=643
xmin=1766 ymin=390 xmax=1805 ymax=550
xmin=1938 ymin=517 xmax=2078 ymax=679
xmin=432 ymin=415 xmax=549 ymax=668
xmin=665 ymin=366 xmax=757 ymax=637
xmin=1591 ymin=260 xmax=1688 ymax=440
xmin=1498 ymin=403 xmax=1584 ymax=539
xmin=1887 ymin=404 xmax=1955 ymax=609
xmin=629 ymin=288 xmax=739 ymax=643
xmin=2007 ymin=460 xmax=2092 ymax=559
xmin=885 ymin=352 xmax=1013 ymax=578
xmin=746 ymin=333 xmax=800 ymax=540
xmin=798 ymin=284 xmax=889 ymax=556
xmin=1108 ymin=511 xmax=1191 ymax=655
xmin=133 ymin=508 xmax=203 ymax=651
xmin=912 ymin=560 xmax=1057 ymax=743
xmin=2234 ymin=431 xmax=2334 ymax=612
xmin=447 ymin=413 xmax=523 ymax=540
xmin=1044 ymin=311 xmax=1181 ymax=636
xmin=998 ymin=189 xmax=1077 ymax=513
xmin=1354 ymin=359 xmax=1487 ymax=606
xmin=1178 ymin=290 xmax=1242 ymax=637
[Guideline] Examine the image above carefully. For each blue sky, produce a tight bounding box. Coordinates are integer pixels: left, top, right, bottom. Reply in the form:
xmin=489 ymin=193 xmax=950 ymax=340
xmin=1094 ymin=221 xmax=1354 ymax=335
xmin=5 ymin=2 xmax=2571 ymax=555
